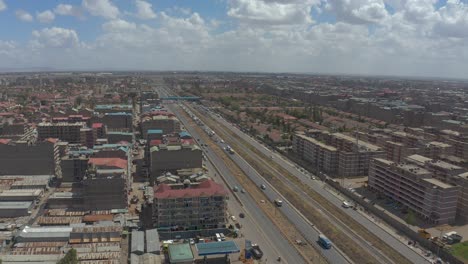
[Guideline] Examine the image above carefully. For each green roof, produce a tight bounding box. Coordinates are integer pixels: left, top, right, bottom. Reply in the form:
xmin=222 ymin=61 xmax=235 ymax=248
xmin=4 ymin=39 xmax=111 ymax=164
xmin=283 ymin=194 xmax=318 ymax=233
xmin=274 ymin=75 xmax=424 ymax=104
xmin=168 ymin=243 xmax=194 ymax=263
xmin=196 ymin=241 xmax=240 ymax=256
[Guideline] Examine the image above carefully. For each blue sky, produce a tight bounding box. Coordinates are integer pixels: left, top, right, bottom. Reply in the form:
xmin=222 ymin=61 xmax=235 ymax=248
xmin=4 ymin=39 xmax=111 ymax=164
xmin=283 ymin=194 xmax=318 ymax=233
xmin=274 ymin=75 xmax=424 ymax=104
xmin=0 ymin=0 xmax=468 ymax=78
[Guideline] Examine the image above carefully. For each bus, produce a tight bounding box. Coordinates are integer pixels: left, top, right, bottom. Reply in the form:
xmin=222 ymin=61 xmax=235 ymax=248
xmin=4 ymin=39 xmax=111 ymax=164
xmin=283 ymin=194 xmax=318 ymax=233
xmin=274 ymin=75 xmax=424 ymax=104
xmin=318 ymin=234 xmax=332 ymax=249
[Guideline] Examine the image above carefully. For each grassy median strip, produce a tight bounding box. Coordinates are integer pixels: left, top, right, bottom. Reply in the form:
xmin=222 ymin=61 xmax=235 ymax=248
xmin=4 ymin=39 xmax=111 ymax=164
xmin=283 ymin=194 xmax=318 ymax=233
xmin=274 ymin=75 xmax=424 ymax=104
xmin=193 ymin=105 xmax=413 ymax=264
xmin=178 ymin=107 xmax=327 ymax=264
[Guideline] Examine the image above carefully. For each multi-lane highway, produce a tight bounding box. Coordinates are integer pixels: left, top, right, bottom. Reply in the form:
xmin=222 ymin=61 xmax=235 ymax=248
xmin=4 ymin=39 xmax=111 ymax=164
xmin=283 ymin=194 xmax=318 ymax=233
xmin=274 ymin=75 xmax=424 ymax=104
xmin=164 ymin=101 xmax=350 ymax=263
xmin=197 ymin=104 xmax=430 ymax=264
xmin=167 ymin=103 xmax=308 ymax=264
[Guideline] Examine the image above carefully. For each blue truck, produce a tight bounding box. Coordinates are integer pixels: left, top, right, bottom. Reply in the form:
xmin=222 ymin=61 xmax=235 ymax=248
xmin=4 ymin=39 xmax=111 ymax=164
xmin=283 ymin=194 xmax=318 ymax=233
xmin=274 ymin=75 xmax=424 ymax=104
xmin=318 ymin=234 xmax=332 ymax=249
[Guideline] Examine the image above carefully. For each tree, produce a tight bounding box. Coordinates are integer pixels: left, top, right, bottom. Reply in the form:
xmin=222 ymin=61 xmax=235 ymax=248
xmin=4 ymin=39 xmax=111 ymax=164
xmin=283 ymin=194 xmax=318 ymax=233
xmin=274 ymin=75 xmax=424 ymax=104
xmin=58 ymin=249 xmax=78 ymax=264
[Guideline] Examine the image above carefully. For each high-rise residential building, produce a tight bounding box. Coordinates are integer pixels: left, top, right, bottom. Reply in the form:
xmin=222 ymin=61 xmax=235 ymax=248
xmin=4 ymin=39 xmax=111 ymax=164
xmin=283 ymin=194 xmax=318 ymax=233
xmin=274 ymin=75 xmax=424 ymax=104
xmin=0 ymin=139 xmax=58 ymax=176
xmin=82 ymin=157 xmax=129 ymax=210
xmin=369 ymin=158 xmax=460 ymax=224
xmin=140 ymin=112 xmax=181 ymax=138
xmin=37 ymin=122 xmax=85 ymax=144
xmin=292 ymin=133 xmax=338 ymax=175
xmin=293 ymin=131 xmax=384 ymax=177
xmin=149 ymin=144 xmax=202 ymax=182
xmin=152 ymin=180 xmax=227 ymax=229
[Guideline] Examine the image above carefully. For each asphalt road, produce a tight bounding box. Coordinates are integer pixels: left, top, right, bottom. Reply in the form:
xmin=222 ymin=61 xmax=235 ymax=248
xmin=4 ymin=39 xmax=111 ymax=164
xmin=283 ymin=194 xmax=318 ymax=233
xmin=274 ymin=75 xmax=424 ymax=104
xmin=204 ymin=106 xmax=430 ymax=264
xmin=171 ymin=106 xmax=349 ymax=264
xmin=168 ymin=103 xmax=306 ymax=264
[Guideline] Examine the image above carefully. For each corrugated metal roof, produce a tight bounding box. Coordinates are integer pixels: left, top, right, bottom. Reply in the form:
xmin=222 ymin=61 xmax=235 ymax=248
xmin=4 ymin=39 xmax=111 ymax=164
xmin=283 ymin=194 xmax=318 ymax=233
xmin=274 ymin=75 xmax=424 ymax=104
xmin=82 ymin=214 xmax=114 ymax=222
xmin=37 ymin=216 xmax=82 ymax=225
xmin=145 ymin=229 xmax=160 ymax=253
xmin=0 ymin=201 xmax=32 ymax=209
xmin=131 ymin=230 xmax=144 ymax=254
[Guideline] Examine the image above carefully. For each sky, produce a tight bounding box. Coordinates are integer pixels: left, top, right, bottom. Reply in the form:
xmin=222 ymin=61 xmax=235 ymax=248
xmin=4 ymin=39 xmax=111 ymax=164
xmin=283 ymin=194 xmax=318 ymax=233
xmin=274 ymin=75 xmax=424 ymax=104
xmin=0 ymin=0 xmax=468 ymax=79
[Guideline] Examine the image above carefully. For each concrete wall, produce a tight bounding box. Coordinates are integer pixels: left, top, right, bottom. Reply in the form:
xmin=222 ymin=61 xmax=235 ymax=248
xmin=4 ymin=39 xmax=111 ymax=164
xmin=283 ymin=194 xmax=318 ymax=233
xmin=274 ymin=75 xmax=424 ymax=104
xmin=150 ymin=148 xmax=202 ymax=180
xmin=0 ymin=141 xmax=55 ymax=175
xmin=83 ymin=177 xmax=127 ymax=210
xmin=61 ymin=157 xmax=89 ymax=182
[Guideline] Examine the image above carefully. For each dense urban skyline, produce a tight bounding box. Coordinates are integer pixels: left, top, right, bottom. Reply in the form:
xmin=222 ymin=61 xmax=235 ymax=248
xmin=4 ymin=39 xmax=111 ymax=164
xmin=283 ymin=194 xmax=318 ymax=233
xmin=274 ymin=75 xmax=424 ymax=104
xmin=0 ymin=0 xmax=468 ymax=79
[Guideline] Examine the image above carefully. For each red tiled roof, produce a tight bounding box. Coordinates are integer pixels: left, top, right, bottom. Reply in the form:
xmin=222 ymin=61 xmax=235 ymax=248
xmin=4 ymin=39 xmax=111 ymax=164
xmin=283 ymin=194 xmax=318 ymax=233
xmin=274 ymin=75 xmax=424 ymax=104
xmin=45 ymin=138 xmax=59 ymax=143
xmin=88 ymin=158 xmax=128 ymax=169
xmin=154 ymin=180 xmax=228 ymax=199
xmin=0 ymin=139 xmax=11 ymax=144
xmin=92 ymin=123 xmax=104 ymax=128
xmin=181 ymin=139 xmax=195 ymax=145
xmin=150 ymin=139 xmax=162 ymax=146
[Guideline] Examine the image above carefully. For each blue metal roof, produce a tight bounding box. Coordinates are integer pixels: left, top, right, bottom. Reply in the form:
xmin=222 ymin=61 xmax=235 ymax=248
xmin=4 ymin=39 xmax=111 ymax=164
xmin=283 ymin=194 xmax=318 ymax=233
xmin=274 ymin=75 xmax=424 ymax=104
xmin=105 ymin=112 xmax=132 ymax=116
xmin=195 ymin=241 xmax=240 ymax=256
xmin=178 ymin=131 xmax=191 ymax=138
xmin=147 ymin=129 xmax=163 ymax=134
xmin=95 ymin=104 xmax=132 ymax=109
xmin=107 ymin=131 xmax=133 ymax=136
xmin=160 ymin=96 xmax=200 ymax=101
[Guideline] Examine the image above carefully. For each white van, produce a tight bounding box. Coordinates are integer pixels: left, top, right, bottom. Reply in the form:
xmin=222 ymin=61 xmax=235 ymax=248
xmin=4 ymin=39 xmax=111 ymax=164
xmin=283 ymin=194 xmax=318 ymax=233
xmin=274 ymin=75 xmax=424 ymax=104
xmin=215 ymin=233 xmax=222 ymax=242
xmin=342 ymin=201 xmax=352 ymax=208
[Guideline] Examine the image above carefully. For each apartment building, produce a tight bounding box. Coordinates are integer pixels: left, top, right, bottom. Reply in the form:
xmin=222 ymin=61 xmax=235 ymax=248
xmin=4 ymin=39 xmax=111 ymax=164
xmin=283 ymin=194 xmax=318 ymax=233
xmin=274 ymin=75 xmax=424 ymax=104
xmin=391 ymin=131 xmax=421 ymax=148
xmin=0 ymin=139 xmax=58 ymax=176
xmin=100 ymin=112 xmax=133 ymax=132
xmin=92 ymin=123 xmax=107 ymax=139
xmin=384 ymin=141 xmax=420 ymax=163
xmin=152 ymin=180 xmax=228 ymax=229
xmin=60 ymin=154 xmax=89 ymax=182
xmin=141 ymin=113 xmax=181 ymax=138
xmin=293 ymin=132 xmax=384 ymax=177
xmin=37 ymin=122 xmax=85 ymax=144
xmin=149 ymin=144 xmax=202 ymax=182
xmin=369 ymin=158 xmax=460 ymax=224
xmin=423 ymin=141 xmax=454 ymax=159
xmin=82 ymin=158 xmax=128 ymax=210
xmin=292 ymin=133 xmax=338 ymax=175
xmin=80 ymin=128 xmax=95 ymax=148
xmin=328 ymin=133 xmax=385 ymax=177
xmin=406 ymin=154 xmax=468 ymax=223
xmin=94 ymin=104 xmax=133 ymax=115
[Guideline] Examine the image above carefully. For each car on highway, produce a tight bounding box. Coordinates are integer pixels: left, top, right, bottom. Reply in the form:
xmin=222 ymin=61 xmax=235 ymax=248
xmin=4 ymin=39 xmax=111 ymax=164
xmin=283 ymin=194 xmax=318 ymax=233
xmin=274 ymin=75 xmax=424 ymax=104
xmin=239 ymin=213 xmax=245 ymax=218
xmin=342 ymin=201 xmax=352 ymax=208
xmin=274 ymin=199 xmax=283 ymax=207
xmin=260 ymin=184 xmax=266 ymax=190
xmin=241 ymin=189 xmax=246 ymax=193
xmin=233 ymin=186 xmax=239 ymax=192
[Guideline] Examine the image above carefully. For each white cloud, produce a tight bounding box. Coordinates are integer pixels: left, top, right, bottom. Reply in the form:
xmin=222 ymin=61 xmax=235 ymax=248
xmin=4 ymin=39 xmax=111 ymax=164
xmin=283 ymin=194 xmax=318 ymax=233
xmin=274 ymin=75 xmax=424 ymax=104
xmin=3 ymin=1 xmax=468 ymax=78
xmin=102 ymin=19 xmax=137 ymax=32
xmin=32 ymin=27 xmax=80 ymax=48
xmin=16 ymin=10 xmax=34 ymax=22
xmin=326 ymin=0 xmax=389 ymax=24
xmin=228 ymin=0 xmax=315 ymax=26
xmin=0 ymin=0 xmax=6 ymax=12
xmin=54 ymin=4 xmax=84 ymax=18
xmin=135 ymin=0 xmax=156 ymax=19
xmin=37 ymin=10 xmax=55 ymax=23
xmin=82 ymin=0 xmax=119 ymax=19
xmin=432 ymin=0 xmax=468 ymax=38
